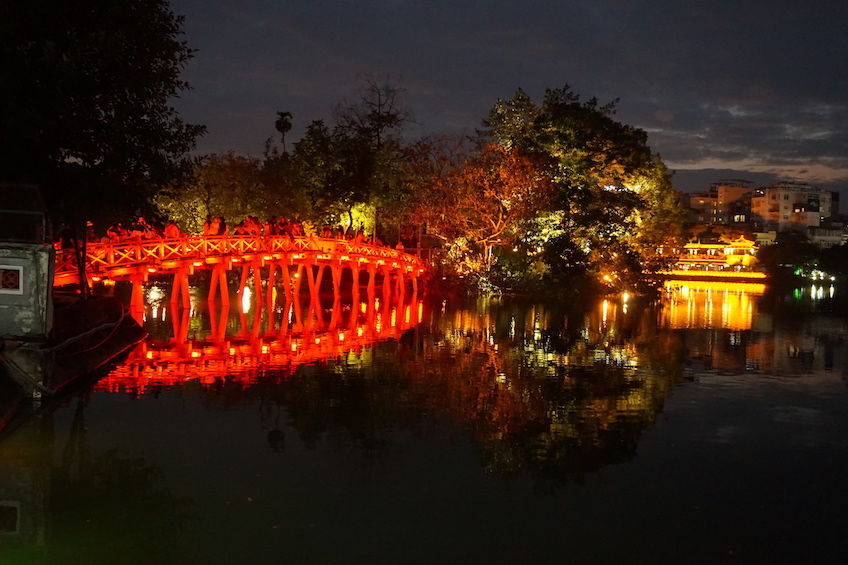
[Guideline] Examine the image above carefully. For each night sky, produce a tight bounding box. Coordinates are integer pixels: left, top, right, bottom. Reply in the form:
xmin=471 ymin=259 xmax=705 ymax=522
xmin=170 ymin=0 xmax=848 ymax=196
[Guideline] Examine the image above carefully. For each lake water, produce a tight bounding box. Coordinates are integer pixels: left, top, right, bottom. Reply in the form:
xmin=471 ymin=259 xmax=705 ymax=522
xmin=2 ymin=280 xmax=848 ymax=564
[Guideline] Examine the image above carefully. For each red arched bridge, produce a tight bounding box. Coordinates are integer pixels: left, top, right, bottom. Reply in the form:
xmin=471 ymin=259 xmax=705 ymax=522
xmin=54 ymin=235 xmax=427 ymax=309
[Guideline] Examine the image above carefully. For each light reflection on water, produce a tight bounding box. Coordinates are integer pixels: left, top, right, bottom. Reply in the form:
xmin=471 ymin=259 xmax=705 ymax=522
xmin=2 ymin=280 xmax=848 ymax=563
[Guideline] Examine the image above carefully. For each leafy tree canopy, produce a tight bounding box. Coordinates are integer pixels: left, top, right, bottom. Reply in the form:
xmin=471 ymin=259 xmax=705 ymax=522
xmin=482 ymin=86 xmax=688 ymax=290
xmin=0 ymin=0 xmax=205 ymax=225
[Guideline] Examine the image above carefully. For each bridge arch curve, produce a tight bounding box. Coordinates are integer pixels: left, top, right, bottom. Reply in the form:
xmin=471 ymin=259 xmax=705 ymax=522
xmin=55 ymin=234 xmax=427 ymax=308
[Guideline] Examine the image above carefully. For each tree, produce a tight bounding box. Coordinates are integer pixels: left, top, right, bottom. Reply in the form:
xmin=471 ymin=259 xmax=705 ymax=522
xmin=155 ymin=152 xmax=266 ymax=233
xmin=0 ymin=0 xmax=205 ymax=225
xmin=274 ymin=111 xmax=293 ymax=154
xmin=756 ymin=231 xmax=819 ymax=278
xmin=333 ymin=74 xmax=413 ymax=238
xmin=482 ymin=86 xmax=688 ymax=290
xmin=409 ymin=140 xmax=554 ymax=262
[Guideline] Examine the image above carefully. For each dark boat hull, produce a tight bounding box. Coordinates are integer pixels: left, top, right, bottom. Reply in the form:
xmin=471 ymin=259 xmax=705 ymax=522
xmin=1 ymin=295 xmax=146 ymax=397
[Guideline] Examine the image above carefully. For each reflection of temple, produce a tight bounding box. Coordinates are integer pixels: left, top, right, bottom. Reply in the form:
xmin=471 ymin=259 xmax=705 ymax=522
xmin=661 ymin=281 xmax=848 ymax=376
xmin=661 ymin=280 xmax=764 ymax=331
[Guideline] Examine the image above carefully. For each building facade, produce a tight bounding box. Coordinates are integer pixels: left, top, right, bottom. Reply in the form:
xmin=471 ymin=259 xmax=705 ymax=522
xmin=750 ymin=182 xmax=838 ymax=232
xmin=687 ymin=180 xmax=754 ymax=227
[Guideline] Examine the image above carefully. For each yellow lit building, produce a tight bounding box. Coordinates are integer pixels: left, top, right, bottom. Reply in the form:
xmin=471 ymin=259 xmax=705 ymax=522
xmin=663 ymin=235 xmax=767 ymax=280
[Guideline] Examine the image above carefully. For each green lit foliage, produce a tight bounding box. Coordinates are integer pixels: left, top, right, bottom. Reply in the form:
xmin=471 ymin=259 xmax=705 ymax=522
xmin=155 ymin=152 xmax=271 ymax=233
xmin=483 ymin=86 xmax=687 ymax=291
xmin=332 ymin=74 xmax=412 ymax=234
xmin=289 ymin=120 xmax=348 ymax=224
xmin=756 ymin=231 xmax=819 ymax=278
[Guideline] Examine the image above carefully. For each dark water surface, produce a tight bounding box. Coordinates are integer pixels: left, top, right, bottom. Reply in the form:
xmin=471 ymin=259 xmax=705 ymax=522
xmin=2 ymin=281 xmax=848 ymax=564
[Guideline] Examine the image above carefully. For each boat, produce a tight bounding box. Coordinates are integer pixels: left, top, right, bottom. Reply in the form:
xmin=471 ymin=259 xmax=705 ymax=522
xmin=0 ymin=183 xmax=146 ymax=399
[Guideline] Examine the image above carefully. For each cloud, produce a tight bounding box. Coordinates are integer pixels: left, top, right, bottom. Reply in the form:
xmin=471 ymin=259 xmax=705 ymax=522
xmin=171 ymin=0 xmax=848 ymax=193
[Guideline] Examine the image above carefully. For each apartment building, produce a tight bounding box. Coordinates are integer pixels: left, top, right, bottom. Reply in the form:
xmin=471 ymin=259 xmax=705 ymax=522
xmin=750 ymin=182 xmax=838 ymax=232
xmin=687 ymin=180 xmax=754 ymax=227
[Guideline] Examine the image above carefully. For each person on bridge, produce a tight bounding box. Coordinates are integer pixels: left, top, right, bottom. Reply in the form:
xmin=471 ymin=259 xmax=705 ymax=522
xmin=202 ymin=215 xmax=214 ymax=235
xmin=107 ymin=222 xmax=126 ymax=243
xmin=264 ymin=217 xmax=278 ymax=236
xmin=164 ymin=220 xmax=181 ymax=238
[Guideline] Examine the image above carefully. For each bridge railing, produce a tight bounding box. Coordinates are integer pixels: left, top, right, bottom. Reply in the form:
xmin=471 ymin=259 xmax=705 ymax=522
xmin=54 ymin=234 xmax=425 ymax=285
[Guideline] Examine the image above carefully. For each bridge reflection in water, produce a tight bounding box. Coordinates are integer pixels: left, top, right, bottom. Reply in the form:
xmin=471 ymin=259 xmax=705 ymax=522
xmin=98 ymin=281 xmax=423 ymax=393
xmin=9 ymin=279 xmax=848 ymax=565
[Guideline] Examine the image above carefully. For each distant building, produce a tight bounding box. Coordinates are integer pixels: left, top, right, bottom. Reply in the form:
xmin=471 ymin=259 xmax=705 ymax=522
xmin=750 ymin=182 xmax=838 ymax=232
xmin=807 ymin=223 xmax=846 ymax=248
xmin=687 ymin=179 xmax=754 ymax=228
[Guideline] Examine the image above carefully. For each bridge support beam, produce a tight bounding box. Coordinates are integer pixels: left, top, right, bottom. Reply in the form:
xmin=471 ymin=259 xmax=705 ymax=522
xmin=330 ymin=265 xmax=342 ymax=303
xmin=395 ymin=270 xmax=405 ymax=302
xmin=381 ymin=267 xmax=391 ymax=307
xmin=280 ymin=264 xmax=293 ymax=303
xmin=306 ymin=265 xmax=324 ymax=302
xmin=170 ymin=268 xmax=191 ymax=310
xmin=238 ymin=264 xmax=250 ymax=299
xmin=129 ymin=274 xmax=145 ymax=325
xmin=208 ymin=264 xmax=230 ymax=305
xmin=367 ymin=266 xmax=376 ymax=300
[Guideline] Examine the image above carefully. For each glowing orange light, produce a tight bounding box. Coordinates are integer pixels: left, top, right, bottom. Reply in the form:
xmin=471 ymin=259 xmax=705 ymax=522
xmin=191 ymin=351 xmax=201 ymax=358
xmin=193 ymin=262 xmax=202 ymax=266
xmin=261 ymin=345 xmax=270 ymax=354
xmin=291 ymin=342 xmax=297 ymax=351
xmin=263 ymin=255 xmax=272 ymax=261
xmin=337 ymin=332 xmax=345 ymax=341
xmin=314 ymin=337 xmax=321 ymax=344
xmin=146 ymin=350 xmax=154 ymax=359
xmin=229 ymin=348 xmax=236 ymax=355
xmin=148 ymin=267 xmax=156 ymax=273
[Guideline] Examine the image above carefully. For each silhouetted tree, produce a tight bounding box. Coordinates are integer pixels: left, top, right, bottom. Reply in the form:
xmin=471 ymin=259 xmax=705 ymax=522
xmin=274 ymin=111 xmax=293 ymax=153
xmin=0 ymin=0 xmax=205 ymax=225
